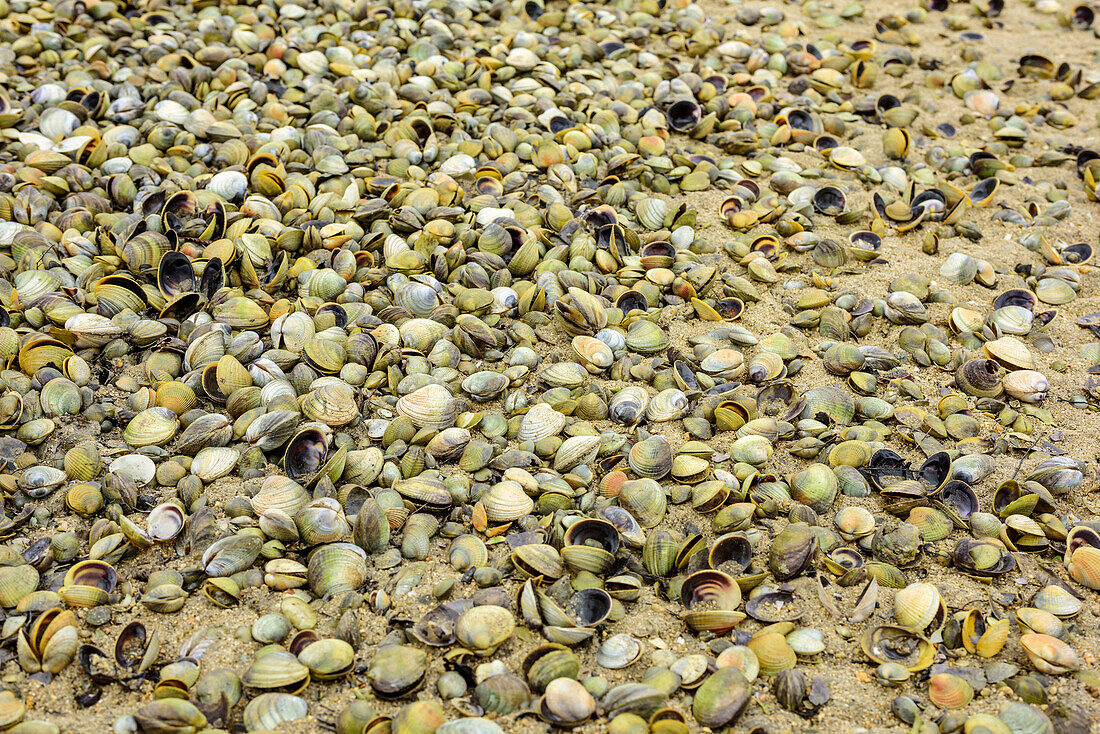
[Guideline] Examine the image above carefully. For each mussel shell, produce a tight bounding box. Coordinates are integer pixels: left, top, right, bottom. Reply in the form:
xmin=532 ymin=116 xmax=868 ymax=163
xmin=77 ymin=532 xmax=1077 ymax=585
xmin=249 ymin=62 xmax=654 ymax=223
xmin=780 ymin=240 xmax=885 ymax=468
xmin=860 ymin=625 xmax=934 ymax=671
xmin=952 ymin=537 xmax=1016 ymax=577
xmin=158 ymin=251 xmax=196 ymax=297
xmin=283 ymin=428 xmax=329 ymax=482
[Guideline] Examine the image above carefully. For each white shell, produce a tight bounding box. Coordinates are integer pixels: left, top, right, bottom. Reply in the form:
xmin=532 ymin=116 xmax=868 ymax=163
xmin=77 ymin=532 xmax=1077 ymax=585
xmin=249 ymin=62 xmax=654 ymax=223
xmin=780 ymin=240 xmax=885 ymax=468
xmin=191 ymin=447 xmax=241 ymax=482
xmin=154 ymin=99 xmax=189 ymax=124
xmin=395 ymin=384 xmax=458 ymax=430
xmin=517 ymin=403 xmax=568 ymax=443
xmin=787 ymin=628 xmax=826 ymax=656
xmin=38 ymin=107 xmax=80 ymax=140
xmin=147 ymin=503 xmax=185 ymax=542
xmin=207 ymin=170 xmax=248 ymax=202
xmin=109 ymin=454 xmax=156 ymax=487
xmin=481 ymin=481 xmax=534 ymax=523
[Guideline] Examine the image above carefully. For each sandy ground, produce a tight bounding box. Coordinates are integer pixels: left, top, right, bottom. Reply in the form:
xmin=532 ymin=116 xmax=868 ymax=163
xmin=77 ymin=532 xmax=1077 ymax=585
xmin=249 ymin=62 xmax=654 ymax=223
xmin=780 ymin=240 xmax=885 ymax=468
xmin=6 ymin=0 xmax=1100 ymax=732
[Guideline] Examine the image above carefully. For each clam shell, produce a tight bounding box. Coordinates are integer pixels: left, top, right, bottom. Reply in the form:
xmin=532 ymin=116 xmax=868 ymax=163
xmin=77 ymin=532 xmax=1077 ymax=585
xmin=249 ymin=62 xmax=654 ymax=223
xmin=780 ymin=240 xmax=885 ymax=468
xmin=396 ymin=384 xmax=458 ymax=430
xmin=1020 ymin=633 xmax=1079 ymax=674
xmin=619 ymin=478 xmax=667 ymax=528
xmin=251 ymin=476 xmax=310 ymax=517
xmin=456 ymin=605 xmax=515 ymax=656
xmin=146 ymin=503 xmax=185 ymax=542
xmin=928 ymin=673 xmax=973 ymax=710
xmin=191 ymin=446 xmax=240 ymax=482
xmin=307 ymin=542 xmax=367 ymax=597
xmin=553 ymin=435 xmax=602 ymax=472
xmin=597 ymin=634 xmax=643 ymax=670
xmin=747 ymin=633 xmax=796 ymax=674
xmin=481 ymin=481 xmax=534 ymax=523
xmin=297 ymin=638 xmax=354 ymax=680
xmin=628 ymin=436 xmax=673 ymax=479
xmin=517 ymin=403 xmax=568 ymax=443
xmin=242 ymin=693 xmax=307 ymax=732
xmin=540 ymin=677 xmax=595 ymax=726
xmin=122 ymin=407 xmax=179 ymax=447
xmin=0 ymin=565 xmax=40 ymax=608
xmin=609 ymin=386 xmax=650 ymax=424
xmin=893 ymin=582 xmax=944 ymax=634
xmin=108 ymin=454 xmax=155 ymax=487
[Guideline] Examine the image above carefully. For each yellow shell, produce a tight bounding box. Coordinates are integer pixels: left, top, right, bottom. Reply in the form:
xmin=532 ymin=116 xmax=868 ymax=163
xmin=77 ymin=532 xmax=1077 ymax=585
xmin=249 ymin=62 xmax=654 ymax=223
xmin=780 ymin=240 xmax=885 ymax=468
xmin=1019 ymin=633 xmax=1079 ymax=674
xmin=746 ymin=633 xmax=796 ymax=675
xmin=893 ymin=582 xmax=945 ymax=634
xmin=928 ymin=673 xmax=973 ymax=710
xmin=1067 ymin=545 xmax=1100 ymax=590
xmin=975 ymin=619 xmax=1009 ymax=657
xmin=156 ymin=381 xmax=198 ymax=416
xmin=63 ymin=442 xmax=101 ymax=481
xmin=215 ymin=354 xmax=253 ymax=398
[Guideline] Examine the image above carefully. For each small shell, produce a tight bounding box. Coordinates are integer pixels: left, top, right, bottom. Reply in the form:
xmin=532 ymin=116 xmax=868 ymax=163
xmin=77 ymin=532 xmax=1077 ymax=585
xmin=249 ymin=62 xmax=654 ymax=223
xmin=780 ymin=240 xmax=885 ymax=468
xmin=517 ymin=403 xmax=568 ymax=443
xmin=481 ymin=481 xmax=534 ymax=523
xmin=1019 ymin=633 xmax=1079 ymax=674
xmin=456 ymin=605 xmax=515 ymax=656
xmin=893 ymin=582 xmax=945 ymax=635
xmin=109 ymin=454 xmax=155 ymax=487
xmin=928 ymin=673 xmax=973 ymax=710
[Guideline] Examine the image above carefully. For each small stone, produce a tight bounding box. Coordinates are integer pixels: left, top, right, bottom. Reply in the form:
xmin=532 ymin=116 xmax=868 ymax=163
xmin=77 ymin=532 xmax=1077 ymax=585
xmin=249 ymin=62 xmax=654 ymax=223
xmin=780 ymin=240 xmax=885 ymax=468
xmin=85 ymin=606 xmax=113 ymax=627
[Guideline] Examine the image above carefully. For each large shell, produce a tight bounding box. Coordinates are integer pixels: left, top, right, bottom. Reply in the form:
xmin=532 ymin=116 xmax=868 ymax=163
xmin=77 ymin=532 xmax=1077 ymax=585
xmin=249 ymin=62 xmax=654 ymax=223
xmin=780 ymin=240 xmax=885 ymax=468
xmin=619 ymin=478 xmax=667 ymax=528
xmin=680 ymin=570 xmax=744 ymax=634
xmin=456 ymin=605 xmax=515 ymax=656
xmin=251 ymin=476 xmax=311 ymax=516
xmin=609 ymin=386 xmax=650 ymax=424
xmin=860 ymin=625 xmax=934 ymax=671
xmin=517 ymin=403 xmax=568 ymax=443
xmin=628 ymin=436 xmax=673 ymax=479
xmin=307 ymin=543 xmax=367 ymax=597
xmin=1019 ymin=633 xmax=1079 ymax=674
xmin=956 ymin=358 xmax=1004 ymax=398
xmin=242 ymin=650 xmax=310 ymax=692
xmin=191 ymin=446 xmax=240 ymax=482
xmin=984 ymin=336 xmax=1034 ymax=370
xmin=122 ymin=407 xmax=179 ymax=447
xmin=395 ymin=384 xmax=459 ymax=429
xmin=553 ymin=435 xmax=602 ymax=472
xmin=646 ymin=389 xmax=689 ymax=422
xmin=481 ymin=481 xmax=534 ymax=523
xmin=893 ymin=583 xmax=945 ymax=635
